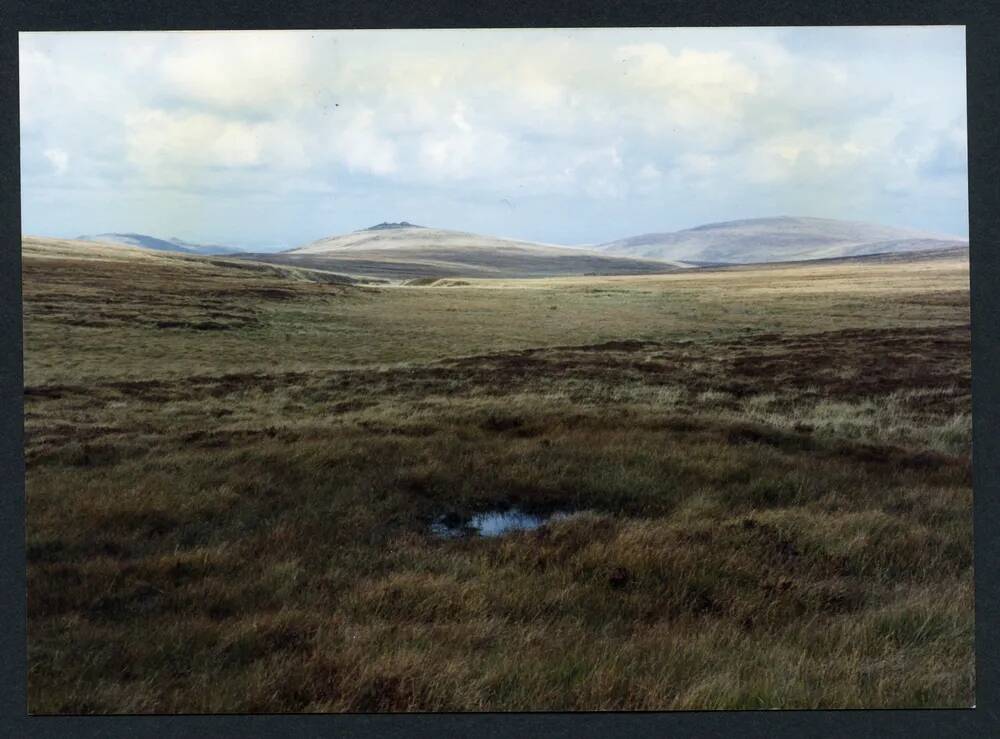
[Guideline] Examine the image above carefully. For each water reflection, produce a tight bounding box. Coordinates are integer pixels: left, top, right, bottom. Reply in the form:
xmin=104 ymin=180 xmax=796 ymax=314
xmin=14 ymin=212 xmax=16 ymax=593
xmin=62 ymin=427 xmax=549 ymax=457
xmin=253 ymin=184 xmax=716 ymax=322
xmin=430 ymin=508 xmax=576 ymax=538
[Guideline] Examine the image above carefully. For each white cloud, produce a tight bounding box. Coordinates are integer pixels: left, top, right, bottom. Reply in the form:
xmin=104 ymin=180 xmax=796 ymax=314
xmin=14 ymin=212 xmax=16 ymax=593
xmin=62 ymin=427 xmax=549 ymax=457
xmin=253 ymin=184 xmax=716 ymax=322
xmin=637 ymin=163 xmax=662 ymax=181
xmin=18 ymin=28 xmax=969 ymax=243
xmin=676 ymin=154 xmax=716 ymax=177
xmin=417 ymin=104 xmax=512 ymax=182
xmin=160 ymin=33 xmax=311 ymax=113
xmin=43 ymin=147 xmax=68 ymax=175
xmin=617 ymin=44 xmax=760 ymax=124
xmin=744 ymin=131 xmax=868 ymax=184
xmin=124 ymin=109 xmax=309 ymax=185
xmin=18 ymin=48 xmax=52 ymax=127
xmin=335 ymin=108 xmax=398 ymax=176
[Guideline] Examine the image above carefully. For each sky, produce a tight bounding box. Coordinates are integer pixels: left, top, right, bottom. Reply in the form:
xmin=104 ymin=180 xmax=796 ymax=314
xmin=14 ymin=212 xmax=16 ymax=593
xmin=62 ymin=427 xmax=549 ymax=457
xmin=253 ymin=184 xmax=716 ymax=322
xmin=19 ymin=27 xmax=968 ymax=249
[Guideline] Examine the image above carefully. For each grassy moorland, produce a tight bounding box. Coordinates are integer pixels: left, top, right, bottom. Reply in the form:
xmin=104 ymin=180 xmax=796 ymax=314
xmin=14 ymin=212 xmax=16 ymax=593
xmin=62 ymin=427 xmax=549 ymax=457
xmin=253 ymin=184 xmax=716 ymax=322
xmin=23 ymin=237 xmax=972 ymax=712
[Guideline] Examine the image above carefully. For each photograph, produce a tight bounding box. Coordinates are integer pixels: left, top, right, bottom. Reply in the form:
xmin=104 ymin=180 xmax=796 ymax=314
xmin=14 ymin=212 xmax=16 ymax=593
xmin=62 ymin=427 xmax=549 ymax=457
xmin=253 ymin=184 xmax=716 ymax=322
xmin=19 ymin=27 xmax=973 ymax=713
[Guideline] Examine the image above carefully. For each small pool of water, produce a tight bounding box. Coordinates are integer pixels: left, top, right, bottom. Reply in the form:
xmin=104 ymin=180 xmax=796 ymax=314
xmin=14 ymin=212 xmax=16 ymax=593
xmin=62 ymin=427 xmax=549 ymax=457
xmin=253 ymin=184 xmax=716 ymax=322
xmin=430 ymin=508 xmax=577 ymax=539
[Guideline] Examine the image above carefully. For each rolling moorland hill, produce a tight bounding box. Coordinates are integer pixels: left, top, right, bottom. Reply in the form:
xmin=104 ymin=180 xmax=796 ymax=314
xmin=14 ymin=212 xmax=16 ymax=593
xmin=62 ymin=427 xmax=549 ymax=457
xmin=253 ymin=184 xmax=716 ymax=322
xmin=76 ymin=232 xmax=244 ymax=256
xmin=23 ymin=236 xmax=363 ymax=285
xmin=596 ymin=216 xmax=968 ymax=264
xmin=58 ymin=216 xmax=969 ymax=283
xmin=693 ymin=244 xmax=970 ymax=273
xmin=237 ymin=222 xmax=693 ymax=281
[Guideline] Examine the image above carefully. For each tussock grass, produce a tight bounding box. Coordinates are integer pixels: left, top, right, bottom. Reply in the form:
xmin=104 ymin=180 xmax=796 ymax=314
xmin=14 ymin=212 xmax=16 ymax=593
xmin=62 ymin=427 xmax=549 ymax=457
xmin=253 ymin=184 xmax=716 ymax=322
xmin=23 ymin=243 xmax=972 ymax=711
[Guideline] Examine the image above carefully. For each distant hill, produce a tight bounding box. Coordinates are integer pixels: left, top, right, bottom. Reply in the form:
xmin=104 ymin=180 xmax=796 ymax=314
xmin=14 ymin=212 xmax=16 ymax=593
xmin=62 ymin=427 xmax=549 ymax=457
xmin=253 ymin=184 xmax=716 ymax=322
xmin=694 ymin=244 xmax=969 ymax=273
xmin=596 ymin=216 xmax=968 ymax=264
xmin=76 ymin=233 xmax=243 ymax=256
xmin=68 ymin=216 xmax=967 ymax=278
xmin=238 ymin=224 xmax=691 ymax=281
xmin=23 ymin=236 xmax=363 ymax=284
